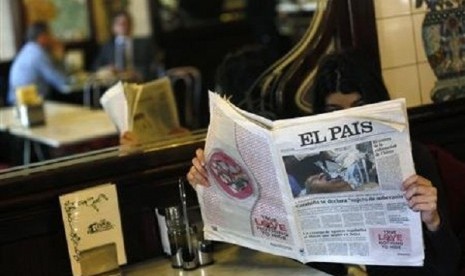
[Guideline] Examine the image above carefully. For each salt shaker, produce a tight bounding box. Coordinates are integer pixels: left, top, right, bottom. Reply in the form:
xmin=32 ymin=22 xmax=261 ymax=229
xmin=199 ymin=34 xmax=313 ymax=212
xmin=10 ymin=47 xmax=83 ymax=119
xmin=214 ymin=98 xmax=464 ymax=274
xmin=197 ymin=239 xmax=214 ymax=266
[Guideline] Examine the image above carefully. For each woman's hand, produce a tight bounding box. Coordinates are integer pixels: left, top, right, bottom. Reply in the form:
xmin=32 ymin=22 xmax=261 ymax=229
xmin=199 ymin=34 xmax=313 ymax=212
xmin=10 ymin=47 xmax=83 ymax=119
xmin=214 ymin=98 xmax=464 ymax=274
xmin=186 ymin=148 xmax=210 ymax=189
xmin=402 ymin=175 xmax=441 ymax=232
xmin=120 ymin=131 xmax=140 ymax=146
xmin=119 ymin=131 xmax=142 ymax=154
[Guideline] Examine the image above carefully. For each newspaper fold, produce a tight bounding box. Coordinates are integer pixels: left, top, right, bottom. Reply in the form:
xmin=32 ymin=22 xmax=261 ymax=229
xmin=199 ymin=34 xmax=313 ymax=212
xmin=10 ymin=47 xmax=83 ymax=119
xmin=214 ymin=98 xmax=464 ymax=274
xmin=196 ymin=91 xmax=424 ymax=266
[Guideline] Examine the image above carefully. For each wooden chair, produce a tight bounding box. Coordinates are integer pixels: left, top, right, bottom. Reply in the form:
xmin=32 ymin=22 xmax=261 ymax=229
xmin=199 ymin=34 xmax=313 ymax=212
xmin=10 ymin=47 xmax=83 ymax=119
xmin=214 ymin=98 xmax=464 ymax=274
xmin=166 ymin=66 xmax=202 ymax=129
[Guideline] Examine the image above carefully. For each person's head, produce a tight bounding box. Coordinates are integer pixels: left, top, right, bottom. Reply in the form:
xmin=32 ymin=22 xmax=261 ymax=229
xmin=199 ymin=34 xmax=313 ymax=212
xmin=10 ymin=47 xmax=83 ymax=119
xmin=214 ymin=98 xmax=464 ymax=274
xmin=26 ymin=21 xmax=54 ymax=48
xmin=215 ymin=44 xmax=276 ymax=105
xmin=112 ymin=10 xmax=132 ymax=37
xmin=311 ymin=50 xmax=390 ymax=114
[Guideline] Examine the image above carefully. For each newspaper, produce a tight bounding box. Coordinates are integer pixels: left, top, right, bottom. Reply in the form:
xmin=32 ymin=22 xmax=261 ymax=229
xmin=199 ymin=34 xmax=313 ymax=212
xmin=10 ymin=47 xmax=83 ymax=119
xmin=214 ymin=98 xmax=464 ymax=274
xmin=196 ymin=91 xmax=424 ymax=266
xmin=100 ymin=77 xmax=180 ymax=143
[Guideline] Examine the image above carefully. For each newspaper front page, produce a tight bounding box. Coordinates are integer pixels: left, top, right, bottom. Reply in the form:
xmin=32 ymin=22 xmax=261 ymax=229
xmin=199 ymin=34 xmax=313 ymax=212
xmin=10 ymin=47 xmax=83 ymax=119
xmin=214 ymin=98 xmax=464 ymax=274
xmin=196 ymin=92 xmax=424 ymax=266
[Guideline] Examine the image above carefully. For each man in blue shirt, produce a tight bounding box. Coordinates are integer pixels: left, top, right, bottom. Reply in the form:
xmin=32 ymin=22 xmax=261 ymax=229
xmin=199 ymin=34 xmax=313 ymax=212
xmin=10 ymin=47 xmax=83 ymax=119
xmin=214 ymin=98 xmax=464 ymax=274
xmin=8 ymin=22 xmax=70 ymax=105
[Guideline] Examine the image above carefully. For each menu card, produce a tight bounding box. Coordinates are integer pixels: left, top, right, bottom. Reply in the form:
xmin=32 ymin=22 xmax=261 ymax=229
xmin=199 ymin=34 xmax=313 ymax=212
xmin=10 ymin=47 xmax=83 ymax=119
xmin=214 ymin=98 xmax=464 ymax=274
xmin=59 ymin=183 xmax=126 ymax=276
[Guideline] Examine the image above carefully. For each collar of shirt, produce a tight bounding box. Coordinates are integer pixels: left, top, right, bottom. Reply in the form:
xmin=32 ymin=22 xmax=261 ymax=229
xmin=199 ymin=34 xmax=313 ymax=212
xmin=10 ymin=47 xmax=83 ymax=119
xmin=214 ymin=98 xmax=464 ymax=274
xmin=115 ymin=36 xmax=130 ymax=45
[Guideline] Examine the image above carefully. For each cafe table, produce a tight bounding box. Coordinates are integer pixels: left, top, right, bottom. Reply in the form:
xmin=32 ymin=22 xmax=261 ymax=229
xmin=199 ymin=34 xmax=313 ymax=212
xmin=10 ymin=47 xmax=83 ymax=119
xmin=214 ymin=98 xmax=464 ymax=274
xmin=123 ymin=243 xmax=330 ymax=276
xmin=0 ymin=101 xmax=117 ymax=164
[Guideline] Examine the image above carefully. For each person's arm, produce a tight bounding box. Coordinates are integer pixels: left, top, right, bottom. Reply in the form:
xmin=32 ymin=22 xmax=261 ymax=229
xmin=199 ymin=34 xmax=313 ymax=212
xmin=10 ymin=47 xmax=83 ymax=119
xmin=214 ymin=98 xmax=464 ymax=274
xmin=36 ymin=48 xmax=69 ymax=93
xmin=93 ymin=41 xmax=114 ymax=71
xmin=409 ymin=144 xmax=461 ymax=275
xmin=368 ymin=143 xmax=460 ymax=275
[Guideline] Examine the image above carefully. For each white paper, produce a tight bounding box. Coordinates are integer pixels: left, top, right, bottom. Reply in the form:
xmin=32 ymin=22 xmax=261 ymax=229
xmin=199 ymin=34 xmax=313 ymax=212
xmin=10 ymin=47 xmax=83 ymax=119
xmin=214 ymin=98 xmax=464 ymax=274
xmin=196 ymin=92 xmax=424 ymax=266
xmin=59 ymin=183 xmax=126 ymax=276
xmin=100 ymin=81 xmax=129 ymax=132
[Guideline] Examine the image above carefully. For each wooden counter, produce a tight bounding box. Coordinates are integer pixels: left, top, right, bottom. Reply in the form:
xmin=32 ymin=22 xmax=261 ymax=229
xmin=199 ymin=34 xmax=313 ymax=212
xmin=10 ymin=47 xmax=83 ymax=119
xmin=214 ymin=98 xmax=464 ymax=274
xmin=0 ymin=135 xmax=205 ymax=276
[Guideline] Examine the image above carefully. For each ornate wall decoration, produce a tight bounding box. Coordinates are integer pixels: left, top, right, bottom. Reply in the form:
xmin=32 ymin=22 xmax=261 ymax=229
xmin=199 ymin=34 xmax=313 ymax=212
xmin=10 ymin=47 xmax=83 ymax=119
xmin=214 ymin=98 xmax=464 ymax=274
xmin=23 ymin=0 xmax=90 ymax=42
xmin=417 ymin=0 xmax=465 ymax=102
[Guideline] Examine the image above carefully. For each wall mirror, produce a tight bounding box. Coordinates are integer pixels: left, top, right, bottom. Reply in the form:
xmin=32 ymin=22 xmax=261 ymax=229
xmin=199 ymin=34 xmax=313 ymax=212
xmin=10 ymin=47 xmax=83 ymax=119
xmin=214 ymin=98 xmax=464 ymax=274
xmin=0 ymin=0 xmax=319 ymax=175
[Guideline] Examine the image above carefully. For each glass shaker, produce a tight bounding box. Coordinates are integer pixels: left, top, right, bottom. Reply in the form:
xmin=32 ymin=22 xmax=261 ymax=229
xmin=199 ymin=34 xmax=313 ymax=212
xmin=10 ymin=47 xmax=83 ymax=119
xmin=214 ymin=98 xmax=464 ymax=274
xmin=165 ymin=206 xmax=186 ymax=268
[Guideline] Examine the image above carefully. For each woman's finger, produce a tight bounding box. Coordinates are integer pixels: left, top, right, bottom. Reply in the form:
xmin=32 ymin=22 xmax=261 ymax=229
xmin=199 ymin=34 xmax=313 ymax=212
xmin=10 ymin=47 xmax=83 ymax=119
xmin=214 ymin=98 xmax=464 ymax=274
xmin=403 ymin=185 xmax=436 ymax=201
xmin=406 ymin=194 xmax=437 ymax=210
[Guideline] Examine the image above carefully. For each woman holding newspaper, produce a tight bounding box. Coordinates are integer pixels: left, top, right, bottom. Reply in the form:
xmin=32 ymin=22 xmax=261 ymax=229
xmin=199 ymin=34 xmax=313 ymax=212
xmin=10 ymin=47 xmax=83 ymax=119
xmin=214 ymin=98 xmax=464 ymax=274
xmin=187 ymin=50 xmax=461 ymax=275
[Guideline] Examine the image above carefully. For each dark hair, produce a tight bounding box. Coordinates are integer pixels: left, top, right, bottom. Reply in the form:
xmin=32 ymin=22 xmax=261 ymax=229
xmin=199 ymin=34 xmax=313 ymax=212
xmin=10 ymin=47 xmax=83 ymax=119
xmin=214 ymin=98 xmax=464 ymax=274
xmin=311 ymin=50 xmax=390 ymax=114
xmin=215 ymin=44 xmax=275 ymax=105
xmin=26 ymin=21 xmax=49 ymax=42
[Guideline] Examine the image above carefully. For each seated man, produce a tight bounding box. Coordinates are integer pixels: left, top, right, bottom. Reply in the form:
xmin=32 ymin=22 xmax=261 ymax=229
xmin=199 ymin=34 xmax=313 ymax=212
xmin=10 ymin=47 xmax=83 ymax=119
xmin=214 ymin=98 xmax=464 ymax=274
xmin=93 ymin=10 xmax=157 ymax=82
xmin=8 ymin=21 xmax=71 ymax=105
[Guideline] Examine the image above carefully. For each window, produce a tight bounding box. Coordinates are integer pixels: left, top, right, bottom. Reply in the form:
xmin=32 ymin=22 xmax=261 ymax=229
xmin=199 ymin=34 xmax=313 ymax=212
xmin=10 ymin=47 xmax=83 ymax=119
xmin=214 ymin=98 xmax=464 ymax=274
xmin=0 ymin=0 xmax=17 ymax=61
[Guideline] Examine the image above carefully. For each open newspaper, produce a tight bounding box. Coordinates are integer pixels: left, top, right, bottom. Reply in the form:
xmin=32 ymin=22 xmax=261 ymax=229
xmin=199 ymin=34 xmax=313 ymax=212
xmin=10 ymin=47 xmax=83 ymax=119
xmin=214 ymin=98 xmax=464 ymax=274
xmin=100 ymin=77 xmax=180 ymax=143
xmin=196 ymin=92 xmax=424 ymax=266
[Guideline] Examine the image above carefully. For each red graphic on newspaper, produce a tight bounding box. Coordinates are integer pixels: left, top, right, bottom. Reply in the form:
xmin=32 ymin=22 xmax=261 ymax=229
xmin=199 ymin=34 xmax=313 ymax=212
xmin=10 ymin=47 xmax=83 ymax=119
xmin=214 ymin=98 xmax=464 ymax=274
xmin=208 ymin=151 xmax=254 ymax=199
xmin=369 ymin=228 xmax=411 ymax=253
xmin=254 ymin=215 xmax=289 ymax=241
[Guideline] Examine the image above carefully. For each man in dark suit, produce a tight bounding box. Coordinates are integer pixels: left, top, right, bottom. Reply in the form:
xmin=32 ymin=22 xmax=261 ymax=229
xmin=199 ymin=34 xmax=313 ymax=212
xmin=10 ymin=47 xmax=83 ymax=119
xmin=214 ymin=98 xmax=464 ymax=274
xmin=94 ymin=10 xmax=157 ymax=81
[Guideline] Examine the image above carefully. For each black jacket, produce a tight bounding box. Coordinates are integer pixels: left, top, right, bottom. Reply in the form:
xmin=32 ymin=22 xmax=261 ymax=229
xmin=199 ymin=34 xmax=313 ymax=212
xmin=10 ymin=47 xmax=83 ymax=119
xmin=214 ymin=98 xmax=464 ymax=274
xmin=93 ymin=37 xmax=156 ymax=81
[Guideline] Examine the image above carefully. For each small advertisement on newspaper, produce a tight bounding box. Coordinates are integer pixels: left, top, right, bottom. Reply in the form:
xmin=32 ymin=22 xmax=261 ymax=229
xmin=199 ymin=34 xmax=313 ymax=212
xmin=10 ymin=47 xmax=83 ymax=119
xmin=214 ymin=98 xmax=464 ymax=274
xmin=196 ymin=92 xmax=424 ymax=266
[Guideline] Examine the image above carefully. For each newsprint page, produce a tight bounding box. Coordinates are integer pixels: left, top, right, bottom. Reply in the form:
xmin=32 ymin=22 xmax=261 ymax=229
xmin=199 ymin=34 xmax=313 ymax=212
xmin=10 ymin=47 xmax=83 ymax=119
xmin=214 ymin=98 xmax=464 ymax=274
xmin=196 ymin=92 xmax=424 ymax=266
xmin=100 ymin=77 xmax=180 ymax=143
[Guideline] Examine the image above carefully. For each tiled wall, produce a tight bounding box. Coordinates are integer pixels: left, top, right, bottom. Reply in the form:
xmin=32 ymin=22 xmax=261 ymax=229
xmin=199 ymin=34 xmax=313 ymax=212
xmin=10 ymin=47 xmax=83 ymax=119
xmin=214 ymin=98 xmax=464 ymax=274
xmin=374 ymin=0 xmax=435 ymax=107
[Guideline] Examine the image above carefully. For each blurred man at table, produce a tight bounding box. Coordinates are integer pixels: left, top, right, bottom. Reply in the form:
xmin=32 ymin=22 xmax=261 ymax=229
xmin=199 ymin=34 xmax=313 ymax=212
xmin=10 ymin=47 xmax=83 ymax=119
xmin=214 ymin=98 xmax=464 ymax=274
xmin=93 ymin=10 xmax=157 ymax=82
xmin=8 ymin=21 xmax=72 ymax=105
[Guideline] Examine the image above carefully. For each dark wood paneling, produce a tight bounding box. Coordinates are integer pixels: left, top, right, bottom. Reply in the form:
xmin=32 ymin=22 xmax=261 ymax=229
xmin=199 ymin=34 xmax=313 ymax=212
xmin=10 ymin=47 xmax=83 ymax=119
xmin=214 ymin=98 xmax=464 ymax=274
xmin=0 ymin=139 xmax=204 ymax=276
xmin=0 ymin=61 xmax=12 ymax=106
xmin=345 ymin=0 xmax=381 ymax=73
xmin=409 ymin=98 xmax=465 ymax=162
xmin=159 ymin=21 xmax=255 ymax=127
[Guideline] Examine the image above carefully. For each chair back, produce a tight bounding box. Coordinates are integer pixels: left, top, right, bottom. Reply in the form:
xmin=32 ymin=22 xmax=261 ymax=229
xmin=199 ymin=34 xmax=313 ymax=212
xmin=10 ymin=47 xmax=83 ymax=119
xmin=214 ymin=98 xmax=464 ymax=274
xmin=166 ymin=66 xmax=202 ymax=129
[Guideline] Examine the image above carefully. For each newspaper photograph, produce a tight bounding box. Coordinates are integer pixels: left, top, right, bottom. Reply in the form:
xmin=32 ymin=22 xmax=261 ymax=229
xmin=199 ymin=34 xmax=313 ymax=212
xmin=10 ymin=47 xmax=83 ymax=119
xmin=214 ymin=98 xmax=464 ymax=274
xmin=283 ymin=140 xmax=379 ymax=197
xmin=196 ymin=92 xmax=424 ymax=266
